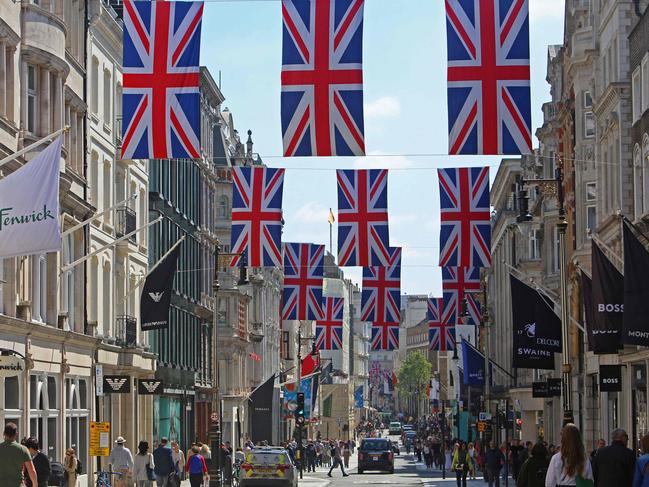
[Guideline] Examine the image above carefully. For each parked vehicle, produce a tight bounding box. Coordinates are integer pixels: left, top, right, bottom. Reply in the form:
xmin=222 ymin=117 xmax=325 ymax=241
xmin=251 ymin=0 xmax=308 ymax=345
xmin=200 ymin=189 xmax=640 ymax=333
xmin=357 ymin=438 xmax=395 ymax=474
xmin=239 ymin=448 xmax=297 ymax=487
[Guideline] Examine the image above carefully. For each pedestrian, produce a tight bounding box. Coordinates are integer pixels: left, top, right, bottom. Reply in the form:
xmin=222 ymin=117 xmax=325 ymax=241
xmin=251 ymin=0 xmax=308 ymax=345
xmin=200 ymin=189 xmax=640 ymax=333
xmin=327 ymin=441 xmax=349 ymax=478
xmin=170 ymin=442 xmax=185 ymax=480
xmin=63 ymin=448 xmax=78 ymax=487
xmin=152 ymin=438 xmax=177 ymax=487
xmin=342 ymin=442 xmax=351 ymax=469
xmin=545 ymin=423 xmax=594 ymax=486
xmin=511 ymin=439 xmax=525 ymax=481
xmin=185 ymin=445 xmax=208 ymax=487
xmin=452 ymin=441 xmax=472 ymax=487
xmin=133 ymin=441 xmax=155 ymax=487
xmin=590 ymin=439 xmax=605 ymax=462
xmin=23 ymin=437 xmax=51 ymax=487
xmin=516 ymin=442 xmax=549 ymax=487
xmin=468 ymin=442 xmax=477 ymax=479
xmin=0 ymin=423 xmax=38 ymax=487
xmin=315 ymin=440 xmax=323 ymax=467
xmin=305 ymin=441 xmax=316 ymax=473
xmin=484 ymin=441 xmax=505 ymax=487
xmin=592 ymin=428 xmax=635 ymax=487
xmin=323 ymin=442 xmax=332 ymax=467
xmin=423 ymin=441 xmax=432 ymax=469
xmin=633 ymin=434 xmax=649 ymax=487
xmin=108 ymin=436 xmax=134 ymax=487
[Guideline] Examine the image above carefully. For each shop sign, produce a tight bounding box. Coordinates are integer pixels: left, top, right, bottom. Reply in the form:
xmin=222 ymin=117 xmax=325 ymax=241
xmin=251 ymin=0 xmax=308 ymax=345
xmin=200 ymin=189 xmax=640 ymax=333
xmin=89 ymin=422 xmax=110 ymax=456
xmin=0 ymin=355 xmax=24 ymax=378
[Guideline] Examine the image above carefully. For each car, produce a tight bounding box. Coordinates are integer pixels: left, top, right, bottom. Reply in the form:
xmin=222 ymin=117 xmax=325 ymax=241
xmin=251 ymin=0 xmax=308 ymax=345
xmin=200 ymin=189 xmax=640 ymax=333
xmin=357 ymin=438 xmax=395 ymax=474
xmin=388 ymin=421 xmax=402 ymax=435
xmin=239 ymin=448 xmax=297 ymax=487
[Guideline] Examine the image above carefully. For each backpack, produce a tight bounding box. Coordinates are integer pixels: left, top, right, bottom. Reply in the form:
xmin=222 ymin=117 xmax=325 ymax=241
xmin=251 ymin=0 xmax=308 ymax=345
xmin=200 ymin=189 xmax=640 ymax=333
xmin=188 ymin=455 xmax=204 ymax=475
xmin=49 ymin=462 xmax=66 ymax=486
xmin=75 ymin=459 xmax=82 ymax=475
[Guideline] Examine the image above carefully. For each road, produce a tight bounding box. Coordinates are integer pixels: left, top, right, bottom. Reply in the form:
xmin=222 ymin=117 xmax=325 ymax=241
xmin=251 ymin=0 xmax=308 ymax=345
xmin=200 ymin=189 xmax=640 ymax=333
xmin=297 ymin=432 xmax=497 ymax=487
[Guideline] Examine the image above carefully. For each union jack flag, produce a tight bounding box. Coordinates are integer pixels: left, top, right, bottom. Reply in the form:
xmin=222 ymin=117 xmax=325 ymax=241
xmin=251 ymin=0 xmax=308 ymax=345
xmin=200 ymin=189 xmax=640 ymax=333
xmin=438 ymin=167 xmax=491 ymax=267
xmin=231 ymin=167 xmax=285 ymax=268
xmin=337 ymin=169 xmax=391 ymax=267
xmin=371 ymin=321 xmax=400 ymax=351
xmin=282 ymin=243 xmax=324 ymax=320
xmin=428 ymin=298 xmax=456 ymax=352
xmin=122 ymin=1 xmax=203 ymax=159
xmin=315 ymin=297 xmax=344 ymax=350
xmin=281 ymin=0 xmax=365 ymax=157
xmin=442 ymin=267 xmax=482 ymax=325
xmin=446 ymin=0 xmax=532 ymax=155
xmin=361 ymin=247 xmax=401 ymax=323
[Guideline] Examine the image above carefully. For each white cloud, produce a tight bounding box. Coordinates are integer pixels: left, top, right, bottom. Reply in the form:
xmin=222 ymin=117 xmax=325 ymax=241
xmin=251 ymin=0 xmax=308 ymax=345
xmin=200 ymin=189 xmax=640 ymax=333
xmin=353 ymin=151 xmax=413 ymax=170
xmin=293 ymin=201 xmax=331 ymax=224
xmin=529 ymin=0 xmax=564 ymax=21
xmin=365 ymin=96 xmax=401 ymax=119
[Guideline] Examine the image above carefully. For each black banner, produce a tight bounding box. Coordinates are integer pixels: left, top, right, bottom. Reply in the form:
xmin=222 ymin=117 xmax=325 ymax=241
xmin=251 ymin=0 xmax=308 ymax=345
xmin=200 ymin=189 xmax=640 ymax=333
xmin=532 ymin=382 xmax=548 ymax=398
xmin=581 ymin=271 xmax=596 ymax=351
xmin=103 ymin=375 xmax=130 ymax=394
xmin=547 ymin=378 xmax=562 ymax=397
xmin=510 ymin=275 xmax=561 ymax=370
xmin=589 ymin=242 xmax=623 ymax=352
xmin=138 ymin=379 xmax=163 ymax=395
xmin=249 ymin=374 xmax=275 ymax=444
xmin=599 ymin=365 xmax=622 ymax=392
xmin=141 ymin=245 xmax=181 ymax=331
xmin=623 ymin=222 xmax=649 ymax=346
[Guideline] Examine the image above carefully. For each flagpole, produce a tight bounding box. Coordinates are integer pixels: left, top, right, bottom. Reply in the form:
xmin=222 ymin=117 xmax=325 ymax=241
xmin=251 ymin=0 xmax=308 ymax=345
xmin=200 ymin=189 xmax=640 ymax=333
xmin=0 ymin=127 xmax=69 ymax=171
xmin=115 ymin=235 xmax=186 ymax=307
xmin=61 ymin=194 xmax=139 ymax=237
xmin=60 ymin=216 xmax=162 ymax=273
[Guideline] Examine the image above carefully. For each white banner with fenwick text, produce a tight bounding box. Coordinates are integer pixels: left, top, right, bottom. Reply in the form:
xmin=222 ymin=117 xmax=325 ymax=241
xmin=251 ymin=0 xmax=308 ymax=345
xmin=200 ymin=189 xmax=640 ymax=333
xmin=0 ymin=137 xmax=62 ymax=258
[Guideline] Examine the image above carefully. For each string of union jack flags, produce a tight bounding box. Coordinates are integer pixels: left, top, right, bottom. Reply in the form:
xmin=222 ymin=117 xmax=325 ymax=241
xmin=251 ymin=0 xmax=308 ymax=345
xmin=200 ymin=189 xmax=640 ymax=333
xmin=120 ymin=0 xmax=532 ymax=350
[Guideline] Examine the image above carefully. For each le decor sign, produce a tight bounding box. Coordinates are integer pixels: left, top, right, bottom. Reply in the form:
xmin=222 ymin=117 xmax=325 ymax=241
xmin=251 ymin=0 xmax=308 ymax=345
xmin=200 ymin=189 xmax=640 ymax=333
xmin=0 ymin=354 xmax=25 ymax=378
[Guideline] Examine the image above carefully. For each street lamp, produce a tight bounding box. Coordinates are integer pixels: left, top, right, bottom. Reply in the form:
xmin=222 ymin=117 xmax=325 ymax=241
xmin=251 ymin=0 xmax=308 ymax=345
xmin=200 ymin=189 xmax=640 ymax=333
xmin=517 ymin=163 xmax=573 ymax=426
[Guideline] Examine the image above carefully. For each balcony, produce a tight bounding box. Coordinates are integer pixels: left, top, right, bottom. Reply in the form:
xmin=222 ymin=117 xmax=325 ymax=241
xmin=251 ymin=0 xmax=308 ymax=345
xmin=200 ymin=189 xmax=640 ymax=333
xmin=116 ymin=207 xmax=137 ymax=244
xmin=249 ymin=322 xmax=264 ymax=343
xmin=115 ymin=315 xmax=137 ymax=347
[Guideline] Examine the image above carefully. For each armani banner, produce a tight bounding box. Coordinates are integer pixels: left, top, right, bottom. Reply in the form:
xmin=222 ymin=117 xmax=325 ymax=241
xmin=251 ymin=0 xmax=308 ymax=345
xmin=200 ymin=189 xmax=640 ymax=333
xmin=103 ymin=375 xmax=131 ymax=394
xmin=599 ymin=365 xmax=622 ymax=392
xmin=623 ymin=221 xmax=649 ymax=346
xmin=141 ymin=245 xmax=181 ymax=331
xmin=249 ymin=374 xmax=275 ymax=444
xmin=137 ymin=379 xmax=163 ymax=395
xmin=510 ymin=275 xmax=561 ymax=370
xmin=590 ymin=242 xmax=623 ymax=353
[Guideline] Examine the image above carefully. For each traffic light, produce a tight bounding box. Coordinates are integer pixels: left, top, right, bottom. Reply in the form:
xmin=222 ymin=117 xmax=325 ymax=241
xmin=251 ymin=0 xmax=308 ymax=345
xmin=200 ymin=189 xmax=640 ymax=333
xmin=295 ymin=392 xmax=306 ymax=427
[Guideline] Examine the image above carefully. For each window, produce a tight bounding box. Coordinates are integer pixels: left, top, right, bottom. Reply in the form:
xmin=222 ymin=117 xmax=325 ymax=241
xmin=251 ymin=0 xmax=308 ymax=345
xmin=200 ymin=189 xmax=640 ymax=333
xmin=27 ymin=65 xmax=37 ymax=134
xmin=102 ymin=261 xmax=111 ymax=337
xmin=584 ymin=111 xmax=595 ymax=138
xmin=91 ymin=57 xmax=99 ymax=114
xmin=1 ymin=376 xmax=21 ymax=427
xmin=553 ymin=227 xmax=561 ymax=272
xmin=65 ymin=378 xmax=89 ymax=465
xmin=217 ymin=195 xmax=229 ymax=218
xmin=62 ymin=235 xmax=75 ymax=331
xmin=633 ymin=68 xmax=642 ymax=123
xmin=0 ymin=257 xmax=4 ymax=314
xmin=32 ymin=254 xmax=47 ymax=323
xmin=587 ymin=205 xmax=597 ymax=235
xmin=103 ymin=69 xmax=111 ymax=125
xmin=583 ymin=91 xmax=593 ymax=109
xmin=643 ymin=55 xmax=649 ymax=114
xmin=103 ymin=161 xmax=111 ymax=220
xmin=586 ymin=182 xmax=597 ymax=202
xmin=634 ymin=145 xmax=643 ymax=218
xmin=30 ymin=374 xmax=59 ymax=461
xmin=529 ymin=228 xmax=541 ymax=260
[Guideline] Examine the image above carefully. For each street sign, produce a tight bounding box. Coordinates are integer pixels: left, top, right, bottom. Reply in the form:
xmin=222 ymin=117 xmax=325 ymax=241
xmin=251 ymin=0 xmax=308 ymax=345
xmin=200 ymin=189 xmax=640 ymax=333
xmin=95 ymin=365 xmax=103 ymax=396
xmin=89 ymin=422 xmax=110 ymax=456
xmin=479 ymin=412 xmax=491 ymax=421
xmin=477 ymin=421 xmax=487 ymax=432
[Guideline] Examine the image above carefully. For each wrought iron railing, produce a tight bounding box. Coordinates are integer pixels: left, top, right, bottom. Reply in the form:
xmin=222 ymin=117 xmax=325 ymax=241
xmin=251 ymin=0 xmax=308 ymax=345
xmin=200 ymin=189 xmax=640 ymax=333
xmin=116 ymin=315 xmax=137 ymax=347
xmin=116 ymin=207 xmax=137 ymax=243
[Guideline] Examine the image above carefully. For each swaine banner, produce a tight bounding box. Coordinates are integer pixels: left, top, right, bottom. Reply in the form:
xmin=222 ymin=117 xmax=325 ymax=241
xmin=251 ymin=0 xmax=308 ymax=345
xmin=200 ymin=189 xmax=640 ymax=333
xmin=590 ymin=242 xmax=624 ymax=352
xmin=0 ymin=137 xmax=62 ymax=258
xmin=623 ymin=221 xmax=649 ymax=346
xmin=510 ymin=274 xmax=561 ymax=370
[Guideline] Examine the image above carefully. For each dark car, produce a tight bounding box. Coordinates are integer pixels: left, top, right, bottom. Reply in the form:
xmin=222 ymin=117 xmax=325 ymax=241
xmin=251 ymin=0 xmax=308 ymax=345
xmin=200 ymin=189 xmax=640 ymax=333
xmin=357 ymin=438 xmax=394 ymax=474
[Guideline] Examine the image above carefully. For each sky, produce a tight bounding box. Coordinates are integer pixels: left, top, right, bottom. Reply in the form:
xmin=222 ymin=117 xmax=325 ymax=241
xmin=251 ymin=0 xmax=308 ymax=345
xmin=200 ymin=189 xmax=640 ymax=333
xmin=199 ymin=0 xmax=566 ymax=295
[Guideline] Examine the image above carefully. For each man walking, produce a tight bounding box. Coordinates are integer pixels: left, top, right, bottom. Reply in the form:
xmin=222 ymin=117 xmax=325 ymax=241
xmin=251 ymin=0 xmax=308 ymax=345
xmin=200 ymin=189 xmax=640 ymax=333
xmin=327 ymin=441 xmax=349 ymax=478
xmin=0 ymin=423 xmax=38 ymax=487
xmin=593 ymin=429 xmax=635 ymax=487
xmin=108 ymin=437 xmax=134 ymax=487
xmin=153 ymin=438 xmax=177 ymax=487
xmin=23 ymin=438 xmax=50 ymax=487
xmin=484 ymin=441 xmax=505 ymax=487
